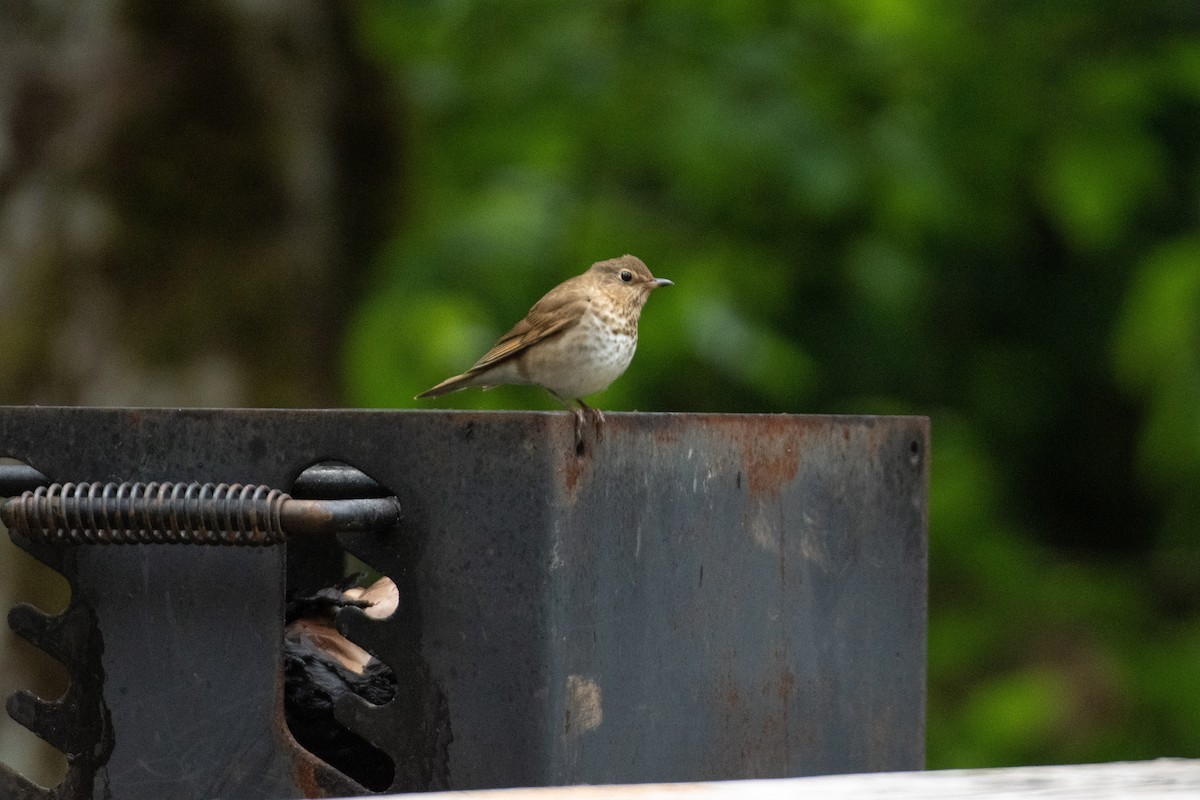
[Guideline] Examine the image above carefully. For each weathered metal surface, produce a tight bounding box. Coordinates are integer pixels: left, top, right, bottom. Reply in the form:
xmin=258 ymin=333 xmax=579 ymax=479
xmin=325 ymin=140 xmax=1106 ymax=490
xmin=0 ymin=407 xmax=927 ymax=798
xmin=0 ymin=464 xmax=46 ymax=496
xmin=385 ymin=412 xmax=929 ymax=787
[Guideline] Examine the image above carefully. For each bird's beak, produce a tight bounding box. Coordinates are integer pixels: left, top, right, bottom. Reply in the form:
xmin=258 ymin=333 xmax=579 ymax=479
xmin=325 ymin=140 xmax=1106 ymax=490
xmin=653 ymin=277 xmax=673 ymax=288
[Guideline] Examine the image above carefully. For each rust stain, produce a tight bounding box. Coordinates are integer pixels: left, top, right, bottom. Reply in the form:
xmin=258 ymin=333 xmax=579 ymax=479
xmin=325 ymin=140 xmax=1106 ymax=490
xmin=273 ymin=660 xmax=376 ymax=798
xmin=746 ymin=448 xmax=799 ymax=496
xmin=719 ymin=416 xmax=805 ymax=498
xmin=562 ymin=446 xmax=590 ymax=493
xmin=275 ymin=682 xmax=364 ymax=798
xmin=292 ymin=752 xmax=322 ymax=798
xmin=712 ymin=648 xmax=799 ymax=778
xmin=539 ymin=412 xmax=592 ymax=494
xmin=719 ymin=678 xmax=741 ymax=713
xmin=778 ymin=665 xmax=795 ymax=703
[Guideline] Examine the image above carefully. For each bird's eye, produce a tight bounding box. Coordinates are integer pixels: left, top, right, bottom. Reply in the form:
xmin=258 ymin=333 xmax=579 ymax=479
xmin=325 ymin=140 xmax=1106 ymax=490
xmin=620 ymin=270 xmax=633 ymax=283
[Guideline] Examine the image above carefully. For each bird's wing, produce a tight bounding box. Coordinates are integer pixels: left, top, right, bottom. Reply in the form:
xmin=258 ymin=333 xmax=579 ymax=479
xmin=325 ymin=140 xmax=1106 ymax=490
xmin=467 ymin=282 xmax=588 ymax=372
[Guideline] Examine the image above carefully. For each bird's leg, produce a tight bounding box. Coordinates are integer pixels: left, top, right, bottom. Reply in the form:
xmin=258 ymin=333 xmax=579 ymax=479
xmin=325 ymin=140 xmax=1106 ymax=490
xmin=576 ymin=398 xmax=605 ymax=442
xmin=570 ymin=405 xmax=587 ymax=451
xmin=546 ymin=389 xmax=589 ymax=452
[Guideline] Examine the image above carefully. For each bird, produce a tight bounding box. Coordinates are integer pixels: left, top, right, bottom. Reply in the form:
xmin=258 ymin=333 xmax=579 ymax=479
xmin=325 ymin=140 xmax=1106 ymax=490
xmin=416 ymin=254 xmax=672 ymax=448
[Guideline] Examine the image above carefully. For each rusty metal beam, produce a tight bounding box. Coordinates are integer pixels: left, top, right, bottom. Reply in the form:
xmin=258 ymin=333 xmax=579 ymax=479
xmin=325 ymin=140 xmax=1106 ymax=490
xmin=0 ymin=408 xmax=928 ymax=798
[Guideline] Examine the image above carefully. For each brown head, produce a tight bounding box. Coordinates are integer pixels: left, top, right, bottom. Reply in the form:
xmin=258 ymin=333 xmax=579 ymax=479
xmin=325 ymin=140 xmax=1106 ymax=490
xmin=584 ymin=254 xmax=672 ymax=316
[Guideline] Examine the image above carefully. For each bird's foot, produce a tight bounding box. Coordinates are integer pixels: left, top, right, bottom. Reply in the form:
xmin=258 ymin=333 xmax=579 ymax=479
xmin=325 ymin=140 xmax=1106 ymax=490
xmin=571 ymin=406 xmax=588 ymax=454
xmin=577 ymin=400 xmax=605 ymax=448
xmin=548 ymin=391 xmax=602 ymax=455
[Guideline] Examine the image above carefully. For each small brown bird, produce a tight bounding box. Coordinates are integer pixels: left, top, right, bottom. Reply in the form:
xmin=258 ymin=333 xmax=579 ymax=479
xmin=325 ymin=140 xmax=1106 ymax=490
xmin=416 ymin=255 xmax=672 ymax=446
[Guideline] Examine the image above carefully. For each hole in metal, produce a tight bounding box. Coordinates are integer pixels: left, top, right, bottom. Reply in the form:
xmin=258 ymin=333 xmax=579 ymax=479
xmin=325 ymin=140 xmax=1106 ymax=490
xmin=284 ymin=460 xmax=396 ymax=791
xmin=0 ymin=457 xmax=70 ymax=790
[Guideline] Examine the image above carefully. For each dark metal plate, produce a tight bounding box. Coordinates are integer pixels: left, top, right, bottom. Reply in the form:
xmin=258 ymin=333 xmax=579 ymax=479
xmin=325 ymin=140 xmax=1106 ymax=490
xmin=0 ymin=408 xmax=927 ymax=797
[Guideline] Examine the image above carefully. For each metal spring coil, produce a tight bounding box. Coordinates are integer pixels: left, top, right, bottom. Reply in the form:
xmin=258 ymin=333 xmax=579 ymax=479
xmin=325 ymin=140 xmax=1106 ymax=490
xmin=4 ymin=481 xmax=289 ymax=546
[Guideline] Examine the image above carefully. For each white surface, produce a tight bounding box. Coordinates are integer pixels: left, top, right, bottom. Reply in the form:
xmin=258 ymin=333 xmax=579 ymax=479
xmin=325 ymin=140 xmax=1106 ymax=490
xmin=358 ymin=759 xmax=1200 ymax=800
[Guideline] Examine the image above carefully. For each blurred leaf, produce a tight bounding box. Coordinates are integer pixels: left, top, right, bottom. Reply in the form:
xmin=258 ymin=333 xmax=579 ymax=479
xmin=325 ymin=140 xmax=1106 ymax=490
xmin=345 ymin=0 xmax=1200 ymax=770
xmin=1113 ymin=238 xmax=1200 ymax=490
xmin=1039 ymin=127 xmax=1166 ymax=251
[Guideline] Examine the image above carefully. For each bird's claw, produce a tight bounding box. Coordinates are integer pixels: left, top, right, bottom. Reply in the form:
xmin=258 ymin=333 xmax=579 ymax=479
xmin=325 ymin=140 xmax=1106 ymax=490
xmin=570 ymin=403 xmax=605 ymax=455
xmin=572 ymin=407 xmax=587 ymax=453
xmin=579 ymin=402 xmax=604 ymax=447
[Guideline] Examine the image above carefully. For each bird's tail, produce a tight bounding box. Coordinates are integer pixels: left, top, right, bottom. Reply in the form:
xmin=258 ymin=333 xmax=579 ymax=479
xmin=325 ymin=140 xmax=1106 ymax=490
xmin=414 ymin=371 xmax=479 ymax=399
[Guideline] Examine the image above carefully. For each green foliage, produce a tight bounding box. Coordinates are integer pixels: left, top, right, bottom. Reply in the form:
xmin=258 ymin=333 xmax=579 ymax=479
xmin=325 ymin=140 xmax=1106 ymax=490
xmin=346 ymin=0 xmax=1200 ymax=767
